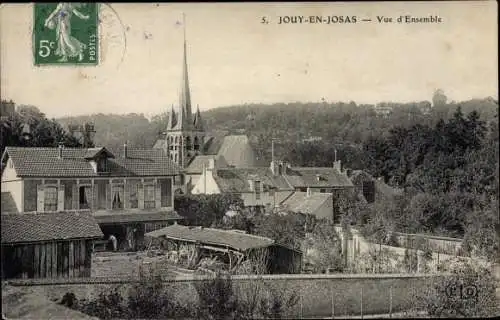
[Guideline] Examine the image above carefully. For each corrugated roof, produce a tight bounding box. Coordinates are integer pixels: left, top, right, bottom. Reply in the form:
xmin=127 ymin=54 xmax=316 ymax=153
xmin=3 ymin=147 xmax=181 ymax=178
xmin=93 ymin=209 xmax=183 ymax=224
xmin=145 ymin=224 xmax=275 ymax=251
xmin=185 ymin=155 xmax=229 ymax=174
xmin=281 ymin=192 xmax=332 ymax=215
xmin=214 ymin=167 xmax=294 ymax=193
xmin=284 ymin=167 xmax=354 ymax=188
xmin=1 ymin=211 xmax=103 ymax=244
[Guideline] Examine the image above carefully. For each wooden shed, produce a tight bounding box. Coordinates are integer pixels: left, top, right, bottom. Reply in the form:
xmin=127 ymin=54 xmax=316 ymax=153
xmin=1 ymin=211 xmax=103 ymax=279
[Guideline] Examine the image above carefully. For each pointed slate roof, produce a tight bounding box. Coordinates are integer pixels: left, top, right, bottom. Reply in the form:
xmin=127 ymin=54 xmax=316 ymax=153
xmin=166 ymin=104 xmax=178 ymax=130
xmin=193 ymin=104 xmax=206 ymax=131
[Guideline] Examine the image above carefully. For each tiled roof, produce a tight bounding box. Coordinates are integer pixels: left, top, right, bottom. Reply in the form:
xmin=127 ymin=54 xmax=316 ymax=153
xmin=281 ymin=192 xmax=332 ymax=215
xmin=93 ymin=209 xmax=183 ymax=224
xmin=214 ymin=167 xmax=294 ymax=193
xmin=3 ymin=147 xmax=181 ymax=178
xmin=1 ymin=211 xmax=104 ymax=244
xmin=145 ymin=224 xmax=275 ymax=251
xmin=185 ymin=155 xmax=229 ymax=174
xmin=1 ymin=192 xmax=18 ymax=213
xmin=284 ymin=167 xmax=354 ymax=188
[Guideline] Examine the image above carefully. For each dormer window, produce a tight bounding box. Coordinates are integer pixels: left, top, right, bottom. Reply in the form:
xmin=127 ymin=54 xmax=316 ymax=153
xmin=97 ymin=157 xmax=107 ymax=172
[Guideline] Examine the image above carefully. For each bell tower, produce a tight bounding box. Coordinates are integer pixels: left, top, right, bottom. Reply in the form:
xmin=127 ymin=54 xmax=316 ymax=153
xmin=164 ymin=14 xmax=206 ymax=168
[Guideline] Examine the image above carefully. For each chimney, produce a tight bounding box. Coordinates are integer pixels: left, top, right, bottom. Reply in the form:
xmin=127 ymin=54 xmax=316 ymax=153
xmin=334 ymin=160 xmax=342 ymax=173
xmin=207 ymin=158 xmax=217 ymax=177
xmin=123 ymin=142 xmax=128 ymax=158
xmin=58 ymin=143 xmax=64 ymax=159
xmin=270 ymin=160 xmax=279 ymax=176
xmin=306 ymin=187 xmax=312 ymax=197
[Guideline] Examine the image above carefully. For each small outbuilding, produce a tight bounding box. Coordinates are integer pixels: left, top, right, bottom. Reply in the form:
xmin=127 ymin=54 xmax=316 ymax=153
xmin=1 ymin=211 xmax=103 ymax=279
xmin=146 ymin=224 xmax=302 ymax=274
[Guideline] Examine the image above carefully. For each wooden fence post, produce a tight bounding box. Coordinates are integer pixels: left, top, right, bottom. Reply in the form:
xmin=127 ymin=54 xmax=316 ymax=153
xmin=389 ymin=285 xmax=393 ymax=318
xmin=360 ymin=287 xmax=363 ymax=319
xmin=331 ymin=289 xmax=335 ymax=319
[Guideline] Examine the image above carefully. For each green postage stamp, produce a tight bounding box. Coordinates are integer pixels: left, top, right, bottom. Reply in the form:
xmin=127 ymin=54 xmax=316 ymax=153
xmin=33 ymin=3 xmax=98 ymax=65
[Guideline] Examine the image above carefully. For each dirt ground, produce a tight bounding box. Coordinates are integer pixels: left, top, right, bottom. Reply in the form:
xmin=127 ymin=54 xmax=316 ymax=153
xmin=1 ymin=285 xmax=98 ymax=320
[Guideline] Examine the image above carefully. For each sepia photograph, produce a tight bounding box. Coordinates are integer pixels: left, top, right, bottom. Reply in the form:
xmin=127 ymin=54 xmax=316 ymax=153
xmin=1 ymin=1 xmax=499 ymax=319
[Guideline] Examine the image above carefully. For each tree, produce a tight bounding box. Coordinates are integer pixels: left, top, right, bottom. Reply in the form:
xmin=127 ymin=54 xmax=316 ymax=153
xmin=174 ymin=194 xmax=244 ymax=227
xmin=303 ymin=219 xmax=344 ymax=273
xmin=253 ymin=211 xmax=306 ymax=251
xmin=432 ymin=89 xmax=447 ymax=107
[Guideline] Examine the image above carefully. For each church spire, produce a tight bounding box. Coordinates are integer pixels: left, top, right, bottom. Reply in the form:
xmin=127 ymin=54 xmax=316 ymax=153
xmin=178 ymin=13 xmax=193 ymax=129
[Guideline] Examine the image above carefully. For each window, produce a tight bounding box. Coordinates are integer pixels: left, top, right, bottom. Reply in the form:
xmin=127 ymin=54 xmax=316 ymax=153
xmin=129 ymin=183 xmax=138 ymax=208
xmin=79 ymin=186 xmax=92 ymax=209
xmin=97 ymin=158 xmax=107 ymax=172
xmin=97 ymin=181 xmax=107 ymax=209
xmin=160 ymin=179 xmax=172 ymax=207
xmin=144 ymin=184 xmax=155 ymax=209
xmin=255 ymin=180 xmax=261 ymax=200
xmin=44 ymin=186 xmax=58 ymax=211
xmin=320 ymin=188 xmax=326 ymax=193
xmin=112 ymin=185 xmax=124 ymax=209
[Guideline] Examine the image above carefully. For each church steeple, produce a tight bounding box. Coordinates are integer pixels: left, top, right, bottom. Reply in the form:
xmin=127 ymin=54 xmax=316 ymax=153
xmin=177 ymin=13 xmax=193 ymax=130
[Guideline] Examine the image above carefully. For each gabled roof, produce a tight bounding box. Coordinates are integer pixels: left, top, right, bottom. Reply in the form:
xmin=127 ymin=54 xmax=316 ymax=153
xmin=83 ymin=147 xmax=115 ymax=159
xmin=214 ymin=167 xmax=293 ymax=193
xmin=284 ymin=167 xmax=354 ymax=188
xmin=145 ymin=223 xmax=275 ymax=251
xmin=1 ymin=211 xmax=103 ymax=244
xmin=207 ymin=135 xmax=259 ymax=168
xmin=2 ymin=147 xmax=181 ymax=178
xmin=281 ymin=192 xmax=332 ymax=216
xmin=185 ymin=155 xmax=229 ymax=174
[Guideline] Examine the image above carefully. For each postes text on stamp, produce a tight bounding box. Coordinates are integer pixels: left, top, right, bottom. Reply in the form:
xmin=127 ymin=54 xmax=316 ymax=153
xmin=33 ymin=3 xmax=98 ymax=66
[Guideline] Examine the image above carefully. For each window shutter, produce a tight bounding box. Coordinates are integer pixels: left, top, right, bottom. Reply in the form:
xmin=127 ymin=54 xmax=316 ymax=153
xmin=93 ymin=185 xmax=98 ymax=210
xmin=155 ymin=183 xmax=161 ymax=208
xmin=106 ymin=184 xmax=111 ymax=209
xmin=72 ymin=185 xmax=79 ymax=210
xmin=124 ymin=183 xmax=130 ymax=209
xmin=138 ymin=184 xmax=144 ymax=209
xmin=57 ymin=185 xmax=65 ymax=211
xmin=37 ymin=185 xmax=45 ymax=212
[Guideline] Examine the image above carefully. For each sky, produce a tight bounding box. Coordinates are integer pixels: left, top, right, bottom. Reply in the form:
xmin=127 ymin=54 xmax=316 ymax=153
xmin=1 ymin=2 xmax=498 ymax=119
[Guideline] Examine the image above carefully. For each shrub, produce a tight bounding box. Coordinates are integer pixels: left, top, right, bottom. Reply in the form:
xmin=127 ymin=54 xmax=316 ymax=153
xmin=415 ymin=259 xmax=498 ymax=317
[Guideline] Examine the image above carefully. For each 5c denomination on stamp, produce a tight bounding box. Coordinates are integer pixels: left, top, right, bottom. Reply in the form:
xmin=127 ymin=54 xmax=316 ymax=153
xmin=33 ymin=3 xmax=98 ymax=66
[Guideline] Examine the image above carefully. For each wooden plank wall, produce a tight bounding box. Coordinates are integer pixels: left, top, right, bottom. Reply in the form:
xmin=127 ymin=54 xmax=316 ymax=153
xmin=2 ymin=240 xmax=92 ymax=279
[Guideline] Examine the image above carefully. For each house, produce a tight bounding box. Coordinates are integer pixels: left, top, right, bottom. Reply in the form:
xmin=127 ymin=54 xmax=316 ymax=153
xmin=191 ymin=158 xmax=294 ymax=212
xmin=145 ymin=223 xmax=302 ymax=274
xmin=1 ymin=211 xmax=103 ymax=279
xmin=184 ymin=154 xmax=229 ymax=192
xmin=348 ymin=170 xmax=403 ymax=203
xmin=280 ymin=191 xmax=334 ymax=220
xmin=1 ymin=145 xmax=184 ymax=251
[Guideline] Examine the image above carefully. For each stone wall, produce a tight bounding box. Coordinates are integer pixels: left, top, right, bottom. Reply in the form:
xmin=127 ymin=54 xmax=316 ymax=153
xmin=18 ymin=274 xmax=443 ymax=318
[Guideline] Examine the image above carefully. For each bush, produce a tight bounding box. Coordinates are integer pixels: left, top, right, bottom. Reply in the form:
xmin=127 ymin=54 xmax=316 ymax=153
xmin=415 ymin=259 xmax=498 ymax=317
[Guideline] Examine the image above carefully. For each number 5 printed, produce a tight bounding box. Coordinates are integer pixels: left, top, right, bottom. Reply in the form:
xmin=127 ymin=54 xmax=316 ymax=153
xmin=38 ymin=40 xmax=55 ymax=58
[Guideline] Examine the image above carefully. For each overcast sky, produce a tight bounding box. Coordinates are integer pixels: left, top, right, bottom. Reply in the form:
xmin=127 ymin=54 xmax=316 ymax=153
xmin=1 ymin=2 xmax=497 ymax=119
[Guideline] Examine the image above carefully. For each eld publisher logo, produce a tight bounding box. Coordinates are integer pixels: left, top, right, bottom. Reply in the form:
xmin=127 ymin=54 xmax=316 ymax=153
xmin=445 ymin=283 xmax=478 ymax=300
